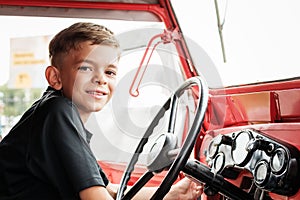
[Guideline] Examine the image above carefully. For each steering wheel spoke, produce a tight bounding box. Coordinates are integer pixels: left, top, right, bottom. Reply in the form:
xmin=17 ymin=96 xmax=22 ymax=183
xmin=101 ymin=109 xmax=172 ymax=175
xmin=122 ymin=170 xmax=154 ymax=200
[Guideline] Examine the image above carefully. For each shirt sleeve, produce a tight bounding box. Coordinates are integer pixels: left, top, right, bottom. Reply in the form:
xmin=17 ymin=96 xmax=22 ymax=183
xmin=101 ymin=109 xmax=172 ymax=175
xmin=27 ymin=96 xmax=109 ymax=195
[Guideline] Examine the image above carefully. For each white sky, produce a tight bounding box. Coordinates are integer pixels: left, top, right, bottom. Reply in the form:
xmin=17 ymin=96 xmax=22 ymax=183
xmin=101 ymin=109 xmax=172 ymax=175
xmin=173 ymin=0 xmax=300 ymax=86
xmin=1 ymin=0 xmax=300 ymax=87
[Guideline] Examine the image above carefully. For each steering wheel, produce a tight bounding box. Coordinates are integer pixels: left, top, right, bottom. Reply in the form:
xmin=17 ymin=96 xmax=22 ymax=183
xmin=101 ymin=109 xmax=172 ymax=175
xmin=116 ymin=76 xmax=209 ymax=200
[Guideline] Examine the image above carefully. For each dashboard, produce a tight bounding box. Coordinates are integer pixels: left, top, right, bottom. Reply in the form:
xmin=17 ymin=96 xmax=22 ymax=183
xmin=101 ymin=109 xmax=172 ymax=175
xmin=203 ymin=128 xmax=300 ymax=196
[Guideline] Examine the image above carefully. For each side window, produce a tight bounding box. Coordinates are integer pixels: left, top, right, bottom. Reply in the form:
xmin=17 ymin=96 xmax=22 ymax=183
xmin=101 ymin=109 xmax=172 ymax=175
xmin=0 ymin=16 xmax=52 ymax=139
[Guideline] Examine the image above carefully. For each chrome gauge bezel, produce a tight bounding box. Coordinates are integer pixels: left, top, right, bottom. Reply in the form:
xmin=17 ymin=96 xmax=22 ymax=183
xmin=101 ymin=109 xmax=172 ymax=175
xmin=254 ymin=160 xmax=270 ymax=186
xmin=231 ymin=130 xmax=253 ymax=166
xmin=207 ymin=138 xmax=219 ymax=159
xmin=213 ymin=152 xmax=225 ymax=173
xmin=270 ymin=147 xmax=287 ymax=174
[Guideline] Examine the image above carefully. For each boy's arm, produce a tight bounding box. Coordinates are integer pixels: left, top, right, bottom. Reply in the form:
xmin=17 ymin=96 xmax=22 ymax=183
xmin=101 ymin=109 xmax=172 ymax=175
xmin=107 ymin=183 xmax=158 ymax=200
xmin=106 ymin=177 xmax=202 ymax=200
xmin=79 ymin=186 xmax=114 ymax=200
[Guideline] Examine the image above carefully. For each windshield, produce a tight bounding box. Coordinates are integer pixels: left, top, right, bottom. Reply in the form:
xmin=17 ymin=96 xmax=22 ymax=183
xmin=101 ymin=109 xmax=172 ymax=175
xmin=172 ymin=0 xmax=300 ymax=87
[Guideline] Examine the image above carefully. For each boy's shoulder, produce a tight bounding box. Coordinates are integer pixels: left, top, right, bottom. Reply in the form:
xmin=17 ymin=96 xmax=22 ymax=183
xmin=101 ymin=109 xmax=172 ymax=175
xmin=39 ymin=87 xmax=74 ymax=112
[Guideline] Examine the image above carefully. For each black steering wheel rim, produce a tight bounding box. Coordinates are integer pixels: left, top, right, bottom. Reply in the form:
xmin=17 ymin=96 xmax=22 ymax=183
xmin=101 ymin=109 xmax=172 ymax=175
xmin=116 ymin=76 xmax=209 ymax=200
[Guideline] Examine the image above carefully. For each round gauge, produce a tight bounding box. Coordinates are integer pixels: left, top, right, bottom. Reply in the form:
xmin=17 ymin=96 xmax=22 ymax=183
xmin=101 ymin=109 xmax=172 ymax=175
xmin=207 ymin=135 xmax=222 ymax=158
xmin=231 ymin=130 xmax=253 ymax=166
xmin=270 ymin=148 xmax=287 ymax=174
xmin=254 ymin=160 xmax=270 ymax=186
xmin=213 ymin=152 xmax=225 ymax=173
xmin=208 ymin=140 xmax=218 ymax=158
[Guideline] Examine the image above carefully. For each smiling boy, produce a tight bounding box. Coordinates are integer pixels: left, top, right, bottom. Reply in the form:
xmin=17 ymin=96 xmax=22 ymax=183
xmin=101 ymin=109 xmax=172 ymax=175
xmin=0 ymin=22 xmax=202 ymax=200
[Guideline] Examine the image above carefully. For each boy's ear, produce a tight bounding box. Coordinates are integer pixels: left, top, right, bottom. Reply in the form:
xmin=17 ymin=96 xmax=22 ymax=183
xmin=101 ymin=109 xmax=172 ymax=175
xmin=45 ymin=66 xmax=62 ymax=90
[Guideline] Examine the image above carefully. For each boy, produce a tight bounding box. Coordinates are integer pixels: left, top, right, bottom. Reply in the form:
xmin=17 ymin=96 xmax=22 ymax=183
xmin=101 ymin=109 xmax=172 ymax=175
xmin=0 ymin=22 xmax=202 ymax=199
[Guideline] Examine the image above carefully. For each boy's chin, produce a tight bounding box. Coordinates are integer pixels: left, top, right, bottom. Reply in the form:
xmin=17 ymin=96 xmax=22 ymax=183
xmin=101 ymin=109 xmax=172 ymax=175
xmin=91 ymin=105 xmax=104 ymax=112
xmin=93 ymin=108 xmax=102 ymax=112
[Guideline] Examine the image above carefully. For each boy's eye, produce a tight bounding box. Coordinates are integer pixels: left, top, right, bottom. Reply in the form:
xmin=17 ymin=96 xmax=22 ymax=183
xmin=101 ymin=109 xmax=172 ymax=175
xmin=78 ymin=66 xmax=92 ymax=71
xmin=106 ymin=70 xmax=117 ymax=77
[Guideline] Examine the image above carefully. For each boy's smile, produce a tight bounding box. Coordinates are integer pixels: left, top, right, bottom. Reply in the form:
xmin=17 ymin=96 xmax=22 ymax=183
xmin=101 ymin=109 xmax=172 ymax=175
xmin=86 ymin=88 xmax=108 ymax=99
xmin=58 ymin=41 xmax=119 ymax=122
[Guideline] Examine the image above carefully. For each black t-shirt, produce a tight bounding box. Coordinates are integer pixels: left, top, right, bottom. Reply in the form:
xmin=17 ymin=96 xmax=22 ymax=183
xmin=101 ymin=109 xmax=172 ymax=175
xmin=0 ymin=87 xmax=109 ymax=200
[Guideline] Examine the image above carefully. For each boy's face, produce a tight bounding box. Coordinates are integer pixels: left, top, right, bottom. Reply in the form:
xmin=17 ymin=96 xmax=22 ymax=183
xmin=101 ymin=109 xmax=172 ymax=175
xmin=58 ymin=41 xmax=119 ymax=119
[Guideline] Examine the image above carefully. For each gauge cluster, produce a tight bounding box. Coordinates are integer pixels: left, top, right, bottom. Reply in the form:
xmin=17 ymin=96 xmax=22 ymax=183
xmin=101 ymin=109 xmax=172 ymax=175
xmin=205 ymin=129 xmax=300 ymax=196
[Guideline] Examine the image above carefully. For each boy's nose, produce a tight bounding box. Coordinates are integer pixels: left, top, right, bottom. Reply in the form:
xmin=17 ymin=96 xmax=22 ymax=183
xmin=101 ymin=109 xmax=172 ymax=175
xmin=93 ymin=72 xmax=107 ymax=85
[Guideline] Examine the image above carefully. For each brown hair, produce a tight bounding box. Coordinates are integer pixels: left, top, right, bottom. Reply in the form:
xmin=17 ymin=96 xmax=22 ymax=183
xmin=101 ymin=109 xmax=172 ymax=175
xmin=49 ymin=22 xmax=120 ymax=66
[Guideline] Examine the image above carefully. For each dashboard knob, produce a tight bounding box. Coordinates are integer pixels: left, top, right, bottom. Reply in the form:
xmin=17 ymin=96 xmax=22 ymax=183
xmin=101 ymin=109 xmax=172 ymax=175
xmin=246 ymin=138 xmax=273 ymax=153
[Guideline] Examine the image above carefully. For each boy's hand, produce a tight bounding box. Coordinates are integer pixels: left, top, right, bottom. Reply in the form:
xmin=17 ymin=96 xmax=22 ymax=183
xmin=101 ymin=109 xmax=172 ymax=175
xmin=164 ymin=177 xmax=203 ymax=200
